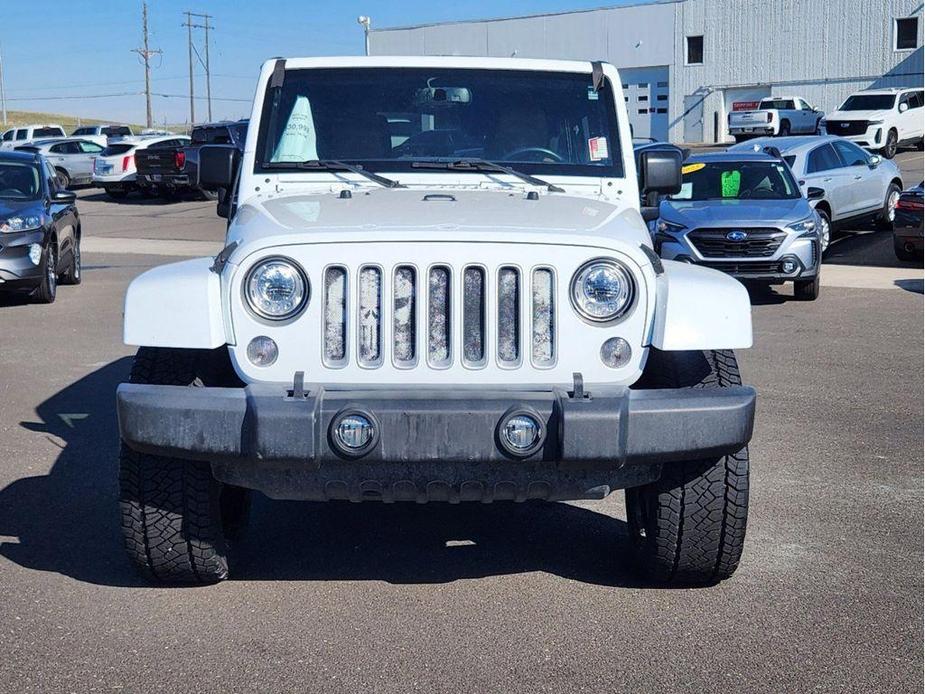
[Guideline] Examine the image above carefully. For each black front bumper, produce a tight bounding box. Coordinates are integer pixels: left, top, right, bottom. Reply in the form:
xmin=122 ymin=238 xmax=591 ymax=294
xmin=0 ymin=230 xmax=47 ymax=288
xmin=117 ymin=383 xmax=756 ymax=501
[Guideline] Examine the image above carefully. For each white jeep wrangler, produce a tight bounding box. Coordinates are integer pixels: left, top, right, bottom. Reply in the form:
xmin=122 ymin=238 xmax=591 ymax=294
xmin=117 ymin=57 xmax=755 ymax=586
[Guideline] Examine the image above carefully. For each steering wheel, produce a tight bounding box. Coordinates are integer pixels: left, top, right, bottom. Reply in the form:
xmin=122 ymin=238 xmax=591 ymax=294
xmin=502 ymin=147 xmax=565 ymax=163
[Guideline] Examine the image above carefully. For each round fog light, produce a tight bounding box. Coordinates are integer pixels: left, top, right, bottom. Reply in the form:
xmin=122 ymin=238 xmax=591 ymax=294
xmin=781 ymin=259 xmax=798 ymax=274
xmin=332 ymin=413 xmax=377 ymax=455
xmin=600 ymin=337 xmax=632 ymax=369
xmin=246 ymin=336 xmax=278 ymax=367
xmin=497 ymin=409 xmax=545 ymax=458
xmin=28 ymin=244 xmax=42 ymax=266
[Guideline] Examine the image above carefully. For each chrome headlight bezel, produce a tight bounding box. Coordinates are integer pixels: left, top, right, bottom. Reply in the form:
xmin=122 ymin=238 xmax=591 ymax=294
xmin=569 ymin=258 xmax=636 ymax=324
xmin=243 ymin=256 xmax=309 ymax=321
xmin=787 ymin=217 xmax=817 ymax=238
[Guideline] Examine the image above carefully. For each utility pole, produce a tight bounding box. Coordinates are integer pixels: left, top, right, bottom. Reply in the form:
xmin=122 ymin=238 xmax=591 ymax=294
xmin=132 ymin=1 xmax=161 ymax=129
xmin=0 ymin=44 xmax=6 ymax=126
xmin=183 ymin=11 xmax=214 ymax=124
xmin=184 ymin=11 xmax=195 ymax=124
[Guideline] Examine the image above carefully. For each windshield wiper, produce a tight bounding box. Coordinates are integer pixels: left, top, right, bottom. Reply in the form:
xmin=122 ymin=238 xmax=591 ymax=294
xmin=410 ymin=158 xmax=565 ymax=193
xmin=262 ymin=159 xmax=403 ymax=189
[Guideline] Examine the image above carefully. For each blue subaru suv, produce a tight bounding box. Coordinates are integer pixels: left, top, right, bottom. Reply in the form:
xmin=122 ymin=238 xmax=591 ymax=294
xmin=652 ymin=150 xmax=823 ymax=300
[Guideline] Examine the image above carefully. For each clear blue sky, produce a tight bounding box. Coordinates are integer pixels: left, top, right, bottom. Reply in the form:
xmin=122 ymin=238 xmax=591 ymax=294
xmin=1 ymin=0 xmax=650 ymax=126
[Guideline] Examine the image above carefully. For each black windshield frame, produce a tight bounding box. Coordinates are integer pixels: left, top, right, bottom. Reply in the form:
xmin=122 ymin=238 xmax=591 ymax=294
xmin=253 ymin=67 xmax=624 ymax=179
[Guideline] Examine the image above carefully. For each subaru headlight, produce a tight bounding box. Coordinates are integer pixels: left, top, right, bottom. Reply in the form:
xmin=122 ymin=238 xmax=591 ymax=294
xmin=244 ymin=257 xmax=308 ymax=320
xmin=0 ymin=215 xmax=43 ymax=233
xmin=570 ymin=259 xmax=635 ymax=323
xmin=656 ymin=220 xmax=686 ymax=234
xmin=788 ymin=217 xmax=817 ymax=238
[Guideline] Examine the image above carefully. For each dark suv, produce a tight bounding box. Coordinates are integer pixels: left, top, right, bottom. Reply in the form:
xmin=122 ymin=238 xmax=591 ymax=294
xmin=135 ymin=120 xmax=248 ymax=199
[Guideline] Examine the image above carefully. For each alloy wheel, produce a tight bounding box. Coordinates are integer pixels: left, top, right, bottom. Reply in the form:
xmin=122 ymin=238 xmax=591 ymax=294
xmin=887 ymin=189 xmax=900 ymax=222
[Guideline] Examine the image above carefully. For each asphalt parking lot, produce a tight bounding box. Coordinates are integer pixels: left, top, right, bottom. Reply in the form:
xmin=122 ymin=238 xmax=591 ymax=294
xmin=0 ymin=151 xmax=922 ymax=693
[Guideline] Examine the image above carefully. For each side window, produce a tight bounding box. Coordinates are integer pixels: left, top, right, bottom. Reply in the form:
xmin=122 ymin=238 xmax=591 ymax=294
xmin=79 ymin=141 xmax=104 ymax=153
xmin=44 ymin=162 xmax=59 ymax=191
xmin=807 ymin=144 xmax=842 ymax=173
xmin=832 ymin=140 xmax=868 ymax=167
xmin=913 ymin=91 xmax=925 ymax=109
xmin=15 ymin=129 xmax=27 ymax=140
xmin=2 ymin=130 xmax=12 ymax=142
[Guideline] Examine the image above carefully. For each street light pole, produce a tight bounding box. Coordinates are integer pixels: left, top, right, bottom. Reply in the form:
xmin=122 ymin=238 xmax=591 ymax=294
xmin=357 ymin=15 xmax=371 ymax=56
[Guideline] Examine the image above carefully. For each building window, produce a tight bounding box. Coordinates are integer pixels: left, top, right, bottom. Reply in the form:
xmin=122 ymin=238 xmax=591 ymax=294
xmin=686 ymin=35 xmax=704 ymax=64
xmin=657 ymin=94 xmax=668 ymax=101
xmin=625 ymin=96 xmax=629 ymax=102
xmin=637 ymin=109 xmax=647 ymax=115
xmin=657 ymin=81 xmax=668 ymax=88
xmin=656 ymin=108 xmax=668 ymax=114
xmin=896 ymin=17 xmax=918 ymax=50
xmin=622 ymin=83 xmax=629 ymax=89
xmin=638 ymin=95 xmax=648 ymax=102
xmin=637 ymin=82 xmax=648 ymax=88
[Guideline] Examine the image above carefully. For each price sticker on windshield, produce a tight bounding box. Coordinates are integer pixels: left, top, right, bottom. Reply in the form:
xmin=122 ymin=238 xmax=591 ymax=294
xmin=588 ymin=136 xmax=609 ymax=161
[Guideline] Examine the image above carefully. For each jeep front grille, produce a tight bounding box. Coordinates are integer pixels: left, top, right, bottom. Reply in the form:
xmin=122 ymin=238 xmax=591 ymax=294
xmin=688 ymin=228 xmax=786 ymax=258
xmin=321 ymin=264 xmax=555 ymax=370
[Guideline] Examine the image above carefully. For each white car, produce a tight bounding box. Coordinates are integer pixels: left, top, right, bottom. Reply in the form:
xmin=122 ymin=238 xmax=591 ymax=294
xmin=93 ymin=135 xmax=191 ymax=199
xmin=730 ymin=135 xmax=904 ymax=251
xmin=822 ymin=87 xmax=925 ymax=159
xmin=728 ymin=96 xmax=823 ymax=141
xmin=71 ymin=124 xmax=135 ymax=148
xmin=14 ymin=137 xmax=106 ymax=188
xmin=115 ymin=56 xmax=756 ymax=587
xmin=0 ymin=124 xmax=66 ymax=150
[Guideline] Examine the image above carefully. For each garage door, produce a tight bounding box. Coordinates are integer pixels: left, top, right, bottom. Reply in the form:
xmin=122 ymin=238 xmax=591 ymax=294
xmin=619 ymin=66 xmax=669 ymax=142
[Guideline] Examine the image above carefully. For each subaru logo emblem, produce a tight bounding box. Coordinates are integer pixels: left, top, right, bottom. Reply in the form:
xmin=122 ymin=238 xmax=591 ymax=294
xmin=726 ymin=230 xmax=748 ymax=242
xmin=841 ymin=123 xmax=849 ymax=128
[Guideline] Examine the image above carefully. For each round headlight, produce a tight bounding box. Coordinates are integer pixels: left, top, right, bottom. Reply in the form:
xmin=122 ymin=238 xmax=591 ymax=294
xmin=570 ymin=259 xmax=635 ymax=322
xmin=245 ymin=258 xmax=308 ymax=319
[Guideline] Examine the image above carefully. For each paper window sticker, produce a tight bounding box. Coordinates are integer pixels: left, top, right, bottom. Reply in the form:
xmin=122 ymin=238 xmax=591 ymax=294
xmin=272 ymin=95 xmax=318 ymax=162
xmin=587 ymin=86 xmax=599 ymax=101
xmin=721 ymin=170 xmax=741 ymax=198
xmin=588 ymin=136 xmax=609 ymax=161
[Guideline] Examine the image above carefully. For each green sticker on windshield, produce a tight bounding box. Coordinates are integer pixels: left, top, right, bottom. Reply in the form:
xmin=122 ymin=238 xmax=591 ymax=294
xmin=721 ymin=170 xmax=741 ymax=198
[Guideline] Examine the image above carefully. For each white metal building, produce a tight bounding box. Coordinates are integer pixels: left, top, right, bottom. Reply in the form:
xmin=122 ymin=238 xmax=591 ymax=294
xmin=369 ymin=0 xmax=924 ymax=143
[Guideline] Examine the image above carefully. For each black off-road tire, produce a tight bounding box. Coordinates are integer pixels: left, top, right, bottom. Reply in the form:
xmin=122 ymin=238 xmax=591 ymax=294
xmin=626 ymin=349 xmax=749 ymax=585
xmin=198 ymin=186 xmax=219 ymax=201
xmin=894 ymin=238 xmax=919 ymax=262
xmin=778 ymin=120 xmax=790 ymax=137
xmin=793 ymin=275 xmax=820 ymax=301
xmin=55 ymin=168 xmax=71 ymax=189
xmin=119 ymin=347 xmax=249 ymax=584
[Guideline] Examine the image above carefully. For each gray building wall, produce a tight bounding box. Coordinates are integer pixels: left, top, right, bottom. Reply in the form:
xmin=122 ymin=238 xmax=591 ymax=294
xmin=370 ymin=0 xmax=924 ymax=144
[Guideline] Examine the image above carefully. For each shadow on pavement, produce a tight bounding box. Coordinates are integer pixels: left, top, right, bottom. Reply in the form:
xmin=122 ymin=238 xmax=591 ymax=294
xmin=0 ymin=359 xmax=647 ymax=589
xmin=895 ymin=278 xmax=924 ymax=294
xmin=824 ymin=228 xmax=923 ymax=269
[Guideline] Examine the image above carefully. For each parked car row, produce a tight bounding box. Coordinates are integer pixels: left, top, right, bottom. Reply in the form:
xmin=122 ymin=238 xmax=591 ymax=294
xmin=731 ymin=87 xmax=924 ymax=160
xmin=637 ymin=128 xmax=917 ymax=300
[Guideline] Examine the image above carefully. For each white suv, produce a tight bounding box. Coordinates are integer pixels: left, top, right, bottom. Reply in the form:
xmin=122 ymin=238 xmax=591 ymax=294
xmin=822 ymin=87 xmax=924 ymax=159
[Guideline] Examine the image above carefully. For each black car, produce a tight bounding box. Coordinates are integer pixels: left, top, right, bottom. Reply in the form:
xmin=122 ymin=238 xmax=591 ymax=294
xmin=0 ymin=151 xmax=80 ymax=303
xmin=893 ymin=181 xmax=923 ymax=262
xmin=135 ymin=119 xmax=248 ymax=200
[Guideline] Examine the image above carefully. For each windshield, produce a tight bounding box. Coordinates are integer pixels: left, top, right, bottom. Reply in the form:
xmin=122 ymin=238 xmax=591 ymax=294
xmin=671 ymin=160 xmax=800 ymax=201
xmin=0 ymin=161 xmax=41 ymax=200
xmin=840 ymin=94 xmax=896 ymax=111
xmin=257 ymin=68 xmax=622 ymax=177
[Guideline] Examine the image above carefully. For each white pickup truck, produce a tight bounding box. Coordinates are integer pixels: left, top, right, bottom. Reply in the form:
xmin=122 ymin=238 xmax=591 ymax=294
xmin=728 ymin=97 xmax=824 ymax=142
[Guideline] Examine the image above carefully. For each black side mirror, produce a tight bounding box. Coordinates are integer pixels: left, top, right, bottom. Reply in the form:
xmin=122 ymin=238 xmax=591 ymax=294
xmin=638 ymin=148 xmax=683 ymax=207
xmin=199 ymin=145 xmax=240 ymax=190
xmin=51 ymin=190 xmax=77 ymax=203
xmin=806 ymin=186 xmax=825 ymax=200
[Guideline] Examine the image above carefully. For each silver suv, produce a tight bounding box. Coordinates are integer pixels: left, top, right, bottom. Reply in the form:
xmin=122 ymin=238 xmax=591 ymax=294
xmin=653 ymin=151 xmax=822 ymax=300
xmin=730 ymin=136 xmax=904 ymax=251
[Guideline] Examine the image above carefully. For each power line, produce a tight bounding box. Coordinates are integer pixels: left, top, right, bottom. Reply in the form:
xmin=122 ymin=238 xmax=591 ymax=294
xmin=131 ymin=1 xmax=162 ymax=129
xmin=4 ymin=92 xmax=250 ymax=103
xmin=183 ymin=11 xmax=215 ymax=124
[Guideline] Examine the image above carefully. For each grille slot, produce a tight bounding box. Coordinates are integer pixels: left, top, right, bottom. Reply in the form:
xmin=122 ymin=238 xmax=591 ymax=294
xmin=688 ymin=228 xmax=786 ymax=258
xmin=462 ymin=266 xmax=486 ymax=366
xmin=531 ymin=268 xmax=555 ymax=366
xmin=826 ymin=120 xmax=868 ymax=136
xmin=497 ymin=266 xmax=521 ymax=365
xmin=393 ymin=266 xmax=416 ymax=366
xmin=702 ymin=260 xmax=782 ymax=275
xmin=427 ymin=266 xmax=452 ymax=367
xmin=323 ymin=266 xmax=348 ymax=366
xmin=358 ymin=266 xmax=382 ymax=366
